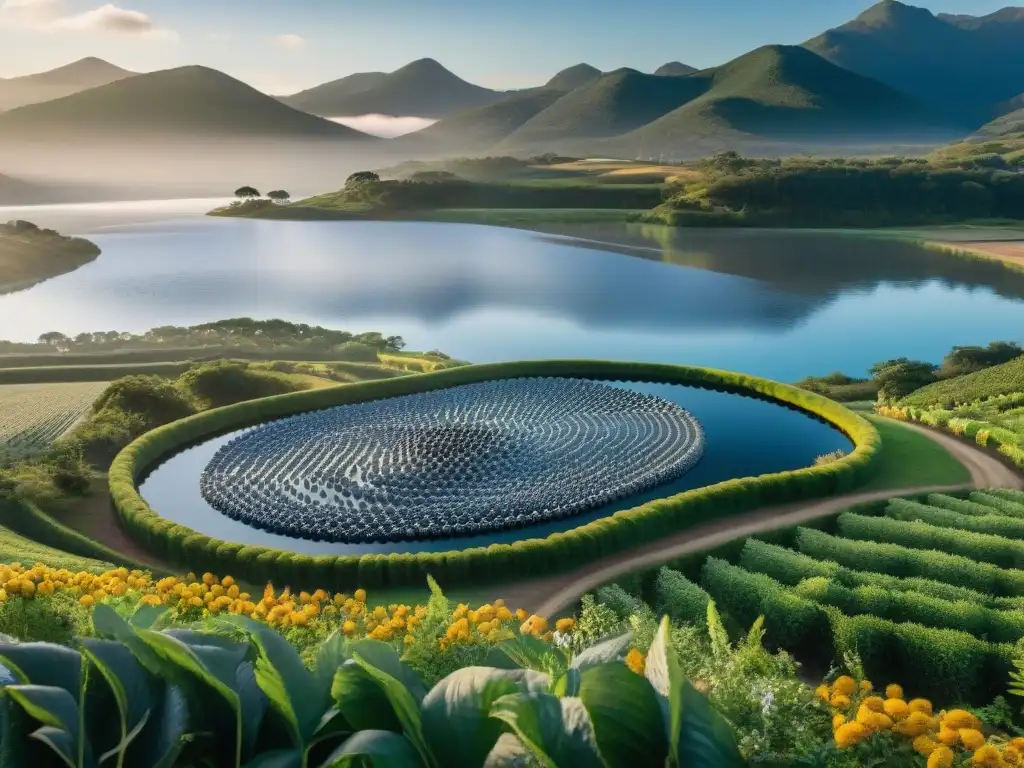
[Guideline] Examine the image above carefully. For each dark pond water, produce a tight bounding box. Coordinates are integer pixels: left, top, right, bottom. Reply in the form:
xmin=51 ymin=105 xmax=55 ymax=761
xmin=139 ymin=381 xmax=852 ymax=554
xmin=1 ymin=206 xmax=1024 ymax=380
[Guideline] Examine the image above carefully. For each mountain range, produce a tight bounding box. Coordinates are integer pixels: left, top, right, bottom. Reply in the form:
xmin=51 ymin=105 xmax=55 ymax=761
xmin=0 ymin=57 xmax=135 ymax=113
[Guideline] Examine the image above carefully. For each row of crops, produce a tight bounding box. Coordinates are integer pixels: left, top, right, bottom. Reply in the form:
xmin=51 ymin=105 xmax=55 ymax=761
xmin=688 ymin=489 xmax=1024 ymax=702
xmin=0 ymin=381 xmax=107 ymax=460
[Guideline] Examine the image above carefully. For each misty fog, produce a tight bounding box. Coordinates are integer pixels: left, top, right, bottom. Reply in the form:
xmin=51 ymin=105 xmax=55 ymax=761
xmin=327 ymin=115 xmax=437 ymax=138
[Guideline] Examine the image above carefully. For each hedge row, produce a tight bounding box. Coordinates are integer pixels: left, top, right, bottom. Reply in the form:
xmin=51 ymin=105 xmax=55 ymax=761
xmin=837 ymin=512 xmax=1024 ymax=570
xmin=990 ymin=489 xmax=1024 ymax=506
xmin=109 ymin=360 xmax=881 ymax=590
xmin=740 ymin=538 xmax=1024 ymax=610
xmin=925 ymin=493 xmax=1009 ymax=518
xmin=969 ymin=491 xmax=1024 ymax=519
xmin=593 ymin=584 xmax=646 ymax=620
xmin=699 ymin=550 xmax=1016 ymax=704
xmin=0 ymin=498 xmax=158 ymax=574
xmin=652 ymin=567 xmax=712 ymax=627
xmin=795 ymin=527 xmax=1024 ymax=597
xmin=793 ymin=575 xmax=1024 ymax=644
xmin=885 ymin=498 xmax=1024 ymax=540
xmin=885 ymin=404 xmax=1024 ymax=473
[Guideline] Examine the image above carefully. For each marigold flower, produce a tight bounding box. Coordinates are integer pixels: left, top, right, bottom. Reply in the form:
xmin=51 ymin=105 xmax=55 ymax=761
xmin=1012 ymin=738 xmax=1024 ymax=751
xmin=898 ymin=711 xmax=934 ymax=737
xmin=860 ymin=680 xmax=873 ymax=692
xmin=342 ymin=620 xmax=356 ymax=635
xmin=905 ymin=698 xmax=933 ymax=715
xmin=928 ymin=746 xmax=954 ymax=768
xmin=625 ymin=649 xmax=645 ymax=675
xmin=555 ymin=618 xmax=576 ymax=632
xmin=861 ymin=696 xmax=885 ymax=713
xmin=1004 ymin=745 xmax=1021 ymax=766
xmin=832 ymin=714 xmax=847 ymax=731
xmin=354 ymin=589 xmax=367 ymax=603
xmin=815 ymin=685 xmax=830 ymax=702
xmin=972 ymin=745 xmax=1002 ymax=767
xmin=959 ymin=729 xmax=985 ymax=751
xmin=912 ymin=735 xmax=937 ymax=756
xmin=885 ymin=684 xmax=904 ymax=700
xmin=942 ymin=710 xmax=981 ymax=731
xmin=515 ymin=608 xmax=529 ymax=622
xmin=78 ymin=594 xmax=94 ymax=607
xmin=833 ymin=676 xmax=857 ymax=696
xmin=936 ymin=727 xmax=959 ymax=746
xmin=834 ymin=722 xmax=869 ymax=749
xmin=830 ymin=694 xmax=851 ymax=709
xmin=884 ymin=698 xmax=910 ymax=721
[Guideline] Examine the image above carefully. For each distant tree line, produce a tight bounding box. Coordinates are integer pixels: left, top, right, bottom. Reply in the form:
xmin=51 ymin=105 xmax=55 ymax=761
xmin=233 ymin=187 xmax=291 ymax=204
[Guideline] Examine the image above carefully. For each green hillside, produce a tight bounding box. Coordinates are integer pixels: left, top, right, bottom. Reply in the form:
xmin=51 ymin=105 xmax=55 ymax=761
xmin=284 ymin=58 xmax=503 ymax=118
xmin=499 ymin=67 xmax=707 ymax=149
xmin=619 ymin=44 xmax=950 ymax=147
xmin=0 ymin=57 xmax=136 ymax=113
xmin=545 ymin=63 xmax=602 ymax=92
xmin=405 ymin=87 xmax=568 ymax=150
xmin=901 ymin=355 xmax=1024 ymax=408
xmin=803 ymin=0 xmax=1024 ymax=124
xmin=279 ymin=71 xmax=387 ymax=112
xmin=979 ymin=108 xmax=1024 ymax=139
xmin=0 ymin=66 xmax=375 ymax=141
xmin=654 ymin=61 xmax=698 ymax=76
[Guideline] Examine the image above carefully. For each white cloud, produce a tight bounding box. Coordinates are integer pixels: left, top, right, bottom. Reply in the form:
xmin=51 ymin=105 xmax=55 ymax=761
xmin=206 ymin=31 xmax=230 ymax=42
xmin=270 ymin=33 xmax=306 ymax=51
xmin=0 ymin=0 xmax=177 ymax=40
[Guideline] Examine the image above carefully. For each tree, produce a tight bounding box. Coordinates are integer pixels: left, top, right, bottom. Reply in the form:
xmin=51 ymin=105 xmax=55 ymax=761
xmin=267 ymin=189 xmax=291 ymax=203
xmin=939 ymin=341 xmax=1024 ymax=378
xmin=345 ymin=171 xmax=380 ymax=188
xmin=37 ymin=331 xmax=69 ymax=346
xmin=234 ymin=186 xmax=261 ymax=199
xmin=869 ymin=358 xmax=937 ymax=401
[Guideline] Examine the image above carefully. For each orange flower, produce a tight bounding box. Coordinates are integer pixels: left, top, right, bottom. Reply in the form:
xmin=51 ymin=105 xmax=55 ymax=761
xmin=625 ymin=649 xmax=645 ymax=675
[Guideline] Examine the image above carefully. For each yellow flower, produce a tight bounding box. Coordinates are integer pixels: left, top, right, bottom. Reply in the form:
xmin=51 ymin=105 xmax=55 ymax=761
xmin=202 ymin=572 xmax=215 ymax=586
xmin=354 ymin=589 xmax=367 ymax=603
xmin=625 ymin=649 xmax=645 ymax=675
xmin=928 ymin=746 xmax=954 ymax=768
xmin=942 ymin=710 xmax=981 ymax=731
xmin=342 ymin=620 xmax=356 ymax=635
xmin=898 ymin=712 xmax=934 ymax=737
xmin=936 ymin=728 xmax=959 ymax=747
xmin=972 ymin=745 xmax=1003 ymax=767
xmin=883 ymin=698 xmax=909 ymax=721
xmin=861 ymin=696 xmax=885 ymax=713
xmin=815 ymin=685 xmax=830 ymax=702
xmin=908 ymin=698 xmax=933 ymax=716
xmin=959 ymin=729 xmax=985 ymax=751
xmin=834 ymin=722 xmax=869 ymax=749
xmin=1004 ymin=745 xmax=1021 ymax=766
xmin=78 ymin=594 xmax=94 ymax=607
xmin=515 ymin=608 xmax=529 ymax=622
xmin=555 ymin=618 xmax=576 ymax=633
xmin=833 ymin=676 xmax=856 ymax=696
xmin=860 ymin=680 xmax=873 ymax=692
xmin=1012 ymin=738 xmax=1024 ymax=751
xmin=913 ymin=735 xmax=938 ymax=757
xmin=885 ymin=684 xmax=904 ymax=700
xmin=832 ymin=714 xmax=847 ymax=731
xmin=830 ymin=694 xmax=851 ymax=709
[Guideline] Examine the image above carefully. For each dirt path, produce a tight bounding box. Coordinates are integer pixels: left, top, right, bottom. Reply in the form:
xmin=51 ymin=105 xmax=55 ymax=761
xmin=502 ymin=419 xmax=1024 ymax=617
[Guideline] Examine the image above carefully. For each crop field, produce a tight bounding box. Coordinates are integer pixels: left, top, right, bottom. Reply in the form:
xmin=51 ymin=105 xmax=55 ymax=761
xmin=695 ymin=489 xmax=1024 ymax=701
xmin=0 ymin=381 xmax=107 ymax=459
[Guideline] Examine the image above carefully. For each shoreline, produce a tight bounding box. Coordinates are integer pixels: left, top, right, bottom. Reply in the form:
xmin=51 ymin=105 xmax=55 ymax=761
xmin=0 ymin=233 xmax=101 ymax=295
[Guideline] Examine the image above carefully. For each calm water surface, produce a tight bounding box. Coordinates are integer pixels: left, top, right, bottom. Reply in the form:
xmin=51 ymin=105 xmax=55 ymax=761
xmin=1 ymin=201 xmax=1024 ymax=380
xmin=139 ymin=381 xmax=851 ymax=554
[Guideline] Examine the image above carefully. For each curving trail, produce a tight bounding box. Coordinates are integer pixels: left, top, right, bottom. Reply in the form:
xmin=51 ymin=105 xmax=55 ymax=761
xmin=500 ymin=418 xmax=1024 ymax=618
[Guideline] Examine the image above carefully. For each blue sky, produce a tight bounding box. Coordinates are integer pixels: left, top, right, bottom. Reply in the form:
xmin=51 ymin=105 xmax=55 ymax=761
xmin=0 ymin=0 xmax=1014 ymax=93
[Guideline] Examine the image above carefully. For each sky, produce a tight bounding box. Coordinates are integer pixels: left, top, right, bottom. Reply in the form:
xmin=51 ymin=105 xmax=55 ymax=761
xmin=0 ymin=0 xmax=1016 ymax=94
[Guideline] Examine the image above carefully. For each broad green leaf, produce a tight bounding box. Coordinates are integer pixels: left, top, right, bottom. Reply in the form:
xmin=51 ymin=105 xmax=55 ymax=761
xmin=643 ymin=617 xmax=681 ymax=764
xmin=6 ymin=685 xmax=87 ymax=767
xmin=78 ymin=638 xmax=153 ymax=766
xmin=134 ymin=629 xmax=244 ymax=768
xmin=313 ymin=632 xmax=351 ymax=702
xmin=350 ymin=640 xmax=428 ymax=703
xmin=128 ymin=605 xmax=169 ymax=630
xmin=0 ymin=642 xmax=83 ymax=699
xmin=569 ymin=632 xmax=632 ymax=672
xmin=677 ymin=682 xmax=745 ymax=768
xmin=98 ymin=708 xmax=150 ymax=765
xmin=164 ymin=631 xmax=251 ymax=671
xmin=489 ymin=692 xmax=603 ymax=768
xmin=320 ymin=730 xmax=424 ymax=767
xmin=0 ymin=690 xmax=31 ymax=768
xmin=578 ymin=664 xmax=667 ymax=767
xmin=330 ymin=663 xmax=402 ymax=733
xmin=351 ymin=651 xmax=433 ymax=768
xmin=30 ymin=725 xmax=78 ymax=768
xmin=420 ymin=667 xmax=549 ymax=768
xmin=91 ymin=605 xmax=133 ymax=641
xmin=495 ymin=635 xmax=565 ymax=678
xmin=240 ymin=748 xmax=302 ymax=768
xmin=236 ymin=661 xmax=269 ymax=759
xmin=123 ymin=683 xmax=192 ymax=768
xmin=481 ymin=733 xmax=538 ymax=768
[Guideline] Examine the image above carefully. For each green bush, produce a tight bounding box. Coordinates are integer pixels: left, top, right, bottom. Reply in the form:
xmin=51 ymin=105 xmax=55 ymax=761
xmin=838 ymin=512 xmax=1024 ymax=569
xmin=926 ymin=493 xmax=1006 ymax=518
xmin=109 ymin=360 xmax=881 ymax=590
xmin=652 ymin=567 xmax=711 ymax=626
xmin=593 ymin=584 xmax=646 ymax=620
xmin=700 ymin=558 xmax=829 ymax=659
xmin=970 ymin=491 xmax=1024 ymax=518
xmin=739 ymin=538 xmax=838 ymax=585
xmin=989 ymin=489 xmax=1024 ymax=506
xmin=886 ymin=498 xmax=1024 ymax=539
xmin=828 ymin=609 xmax=1015 ymax=704
xmin=796 ymin=527 xmax=1024 ymax=596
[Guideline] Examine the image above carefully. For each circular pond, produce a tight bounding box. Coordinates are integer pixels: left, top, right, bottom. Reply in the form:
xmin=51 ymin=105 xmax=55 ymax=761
xmin=199 ymin=378 xmax=704 ymax=543
xmin=138 ymin=379 xmax=853 ymax=555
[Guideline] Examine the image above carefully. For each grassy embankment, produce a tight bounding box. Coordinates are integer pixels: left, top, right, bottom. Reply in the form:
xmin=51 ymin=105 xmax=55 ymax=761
xmin=0 ymin=221 xmax=100 ymax=293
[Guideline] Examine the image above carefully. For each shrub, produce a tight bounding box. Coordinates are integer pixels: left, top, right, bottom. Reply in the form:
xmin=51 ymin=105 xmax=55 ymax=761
xmin=89 ymin=374 xmax=196 ymax=428
xmin=926 ymin=492 xmax=1006 ymax=518
xmin=739 ymin=538 xmax=838 ymax=585
xmin=651 ymin=567 xmax=711 ymax=626
xmin=331 ymin=341 xmax=381 ymax=362
xmin=796 ymin=527 xmax=1024 ymax=596
xmin=593 ymin=584 xmax=646 ymax=620
xmin=838 ymin=512 xmax=1024 ymax=569
xmin=886 ymin=498 xmax=1024 ymax=539
xmin=970 ymin=491 xmax=1024 ymax=519
xmin=177 ymin=360 xmax=299 ymax=409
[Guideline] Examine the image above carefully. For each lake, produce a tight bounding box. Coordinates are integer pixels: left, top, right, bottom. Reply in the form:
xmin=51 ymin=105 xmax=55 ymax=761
xmin=139 ymin=381 xmax=852 ymax=554
xmin=1 ymin=200 xmax=1024 ymax=381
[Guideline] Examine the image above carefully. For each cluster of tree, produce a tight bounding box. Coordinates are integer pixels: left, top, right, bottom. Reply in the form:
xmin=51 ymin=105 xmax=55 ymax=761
xmin=233 ymin=187 xmax=291 ymax=203
xmin=339 ymin=172 xmax=661 ymax=211
xmin=798 ymin=341 xmax=1024 ymax=402
xmin=665 ymin=152 xmax=1024 ymax=225
xmin=0 ymin=318 xmax=405 ymax=354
